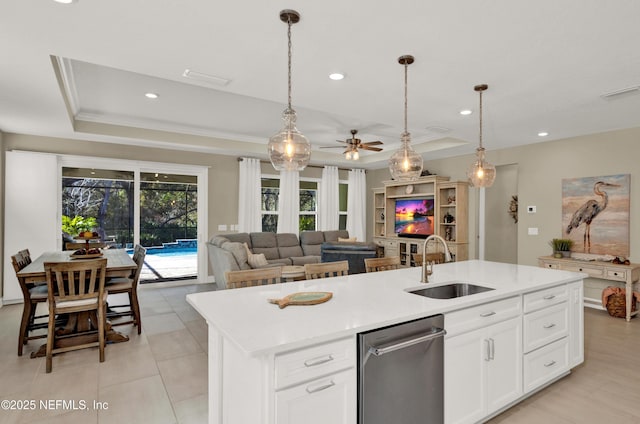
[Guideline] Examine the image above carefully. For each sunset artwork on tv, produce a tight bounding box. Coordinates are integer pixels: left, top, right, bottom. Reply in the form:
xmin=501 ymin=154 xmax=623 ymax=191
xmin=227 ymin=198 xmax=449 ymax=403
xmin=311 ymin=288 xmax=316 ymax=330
xmin=394 ymin=198 xmax=434 ymax=236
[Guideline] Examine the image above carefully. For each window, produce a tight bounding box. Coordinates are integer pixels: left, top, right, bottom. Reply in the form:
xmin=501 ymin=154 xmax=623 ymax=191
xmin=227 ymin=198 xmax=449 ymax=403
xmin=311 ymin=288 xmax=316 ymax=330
xmin=261 ymin=177 xmax=348 ymax=232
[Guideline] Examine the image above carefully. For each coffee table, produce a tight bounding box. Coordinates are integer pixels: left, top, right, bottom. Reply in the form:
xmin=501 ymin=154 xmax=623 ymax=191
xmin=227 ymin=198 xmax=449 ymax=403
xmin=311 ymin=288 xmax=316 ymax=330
xmin=281 ymin=265 xmax=306 ymax=282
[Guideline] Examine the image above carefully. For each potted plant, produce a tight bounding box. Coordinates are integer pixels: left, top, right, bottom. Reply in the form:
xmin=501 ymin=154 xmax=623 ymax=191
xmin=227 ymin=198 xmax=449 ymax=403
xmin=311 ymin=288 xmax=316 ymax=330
xmin=549 ymin=238 xmax=573 ymax=258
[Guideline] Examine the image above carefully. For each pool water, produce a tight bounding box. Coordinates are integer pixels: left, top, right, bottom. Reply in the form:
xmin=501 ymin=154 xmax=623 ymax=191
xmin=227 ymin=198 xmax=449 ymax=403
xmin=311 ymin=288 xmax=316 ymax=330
xmin=127 ymin=247 xmax=197 ymax=257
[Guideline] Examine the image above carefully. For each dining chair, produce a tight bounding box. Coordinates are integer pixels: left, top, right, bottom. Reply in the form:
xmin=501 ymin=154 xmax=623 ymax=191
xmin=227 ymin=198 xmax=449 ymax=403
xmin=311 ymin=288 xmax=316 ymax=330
xmin=64 ymin=242 xmax=108 ymax=251
xmin=225 ymin=267 xmax=282 ymax=289
xmin=304 ymin=260 xmax=349 ymax=280
xmin=11 ymin=249 xmax=49 ymax=356
xmin=364 ymin=256 xmax=401 ymax=273
xmin=44 ymin=258 xmax=108 ymax=373
xmin=105 ymin=244 xmax=146 ymax=334
xmin=413 ymin=252 xmax=446 ymax=266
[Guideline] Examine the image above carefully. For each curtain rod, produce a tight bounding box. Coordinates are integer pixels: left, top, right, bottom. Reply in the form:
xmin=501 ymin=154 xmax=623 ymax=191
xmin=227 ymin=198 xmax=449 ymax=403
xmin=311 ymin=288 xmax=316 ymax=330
xmin=236 ymin=157 xmax=364 ymax=173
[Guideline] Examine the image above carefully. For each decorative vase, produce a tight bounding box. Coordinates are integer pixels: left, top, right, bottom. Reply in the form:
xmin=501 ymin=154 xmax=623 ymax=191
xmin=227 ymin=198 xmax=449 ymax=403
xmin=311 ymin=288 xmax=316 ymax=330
xmin=553 ymin=252 xmax=563 ymax=259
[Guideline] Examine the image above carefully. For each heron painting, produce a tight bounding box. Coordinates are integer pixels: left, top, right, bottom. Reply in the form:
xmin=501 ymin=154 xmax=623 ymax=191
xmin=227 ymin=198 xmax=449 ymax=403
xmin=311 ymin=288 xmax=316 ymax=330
xmin=562 ymin=174 xmax=630 ymax=256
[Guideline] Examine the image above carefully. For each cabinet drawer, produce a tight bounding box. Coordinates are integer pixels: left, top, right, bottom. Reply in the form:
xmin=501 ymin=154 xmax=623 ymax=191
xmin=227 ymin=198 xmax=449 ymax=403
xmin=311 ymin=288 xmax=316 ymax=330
xmin=606 ymin=268 xmax=627 ymax=281
xmin=523 ymin=337 xmax=569 ymax=393
xmin=562 ymin=264 xmax=604 ymax=278
xmin=445 ymin=296 xmax=521 ymax=337
xmin=539 ymin=261 xmax=559 ymax=270
xmin=523 ymin=302 xmax=568 ymax=353
xmin=275 ymin=337 xmax=355 ymax=390
xmin=523 ymin=285 xmax=568 ymax=313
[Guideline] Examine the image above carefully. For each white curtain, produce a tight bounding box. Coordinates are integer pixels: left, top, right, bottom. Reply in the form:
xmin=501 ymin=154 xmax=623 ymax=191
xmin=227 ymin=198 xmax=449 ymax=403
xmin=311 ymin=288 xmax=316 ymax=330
xmin=237 ymin=157 xmax=262 ymax=233
xmin=319 ymin=165 xmax=339 ymax=230
xmin=277 ymin=170 xmax=300 ymax=233
xmin=347 ymin=168 xmax=367 ymax=241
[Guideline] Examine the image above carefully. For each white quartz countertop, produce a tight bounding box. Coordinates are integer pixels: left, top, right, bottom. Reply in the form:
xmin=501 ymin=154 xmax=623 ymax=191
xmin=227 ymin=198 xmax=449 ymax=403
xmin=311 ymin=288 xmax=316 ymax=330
xmin=187 ymin=260 xmax=585 ymax=357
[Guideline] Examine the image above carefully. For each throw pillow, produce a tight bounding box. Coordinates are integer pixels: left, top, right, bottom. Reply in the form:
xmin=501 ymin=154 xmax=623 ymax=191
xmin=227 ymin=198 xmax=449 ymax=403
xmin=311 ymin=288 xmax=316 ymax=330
xmin=223 ymin=241 xmax=251 ymax=270
xmin=247 ymin=252 xmax=269 ymax=268
xmin=338 ymin=237 xmax=357 ymax=242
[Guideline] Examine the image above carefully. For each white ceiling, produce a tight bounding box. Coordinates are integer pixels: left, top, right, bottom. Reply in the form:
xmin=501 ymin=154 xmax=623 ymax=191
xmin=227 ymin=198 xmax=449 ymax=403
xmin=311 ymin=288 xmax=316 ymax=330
xmin=1 ymin=0 xmax=639 ymax=169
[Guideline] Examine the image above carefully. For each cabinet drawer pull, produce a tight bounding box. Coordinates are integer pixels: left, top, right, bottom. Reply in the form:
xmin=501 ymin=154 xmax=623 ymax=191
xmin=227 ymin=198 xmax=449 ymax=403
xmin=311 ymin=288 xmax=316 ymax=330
xmin=543 ymin=323 xmax=556 ymax=329
xmin=543 ymin=295 xmax=556 ymax=300
xmin=544 ymin=360 xmax=557 ymax=368
xmin=304 ymin=355 xmax=334 ymax=367
xmin=484 ymin=339 xmax=491 ymax=362
xmin=479 ymin=311 xmax=496 ymax=318
xmin=489 ymin=338 xmax=495 ymax=361
xmin=305 ymin=380 xmax=335 ymax=394
xmin=613 ymin=272 xmax=619 ymax=276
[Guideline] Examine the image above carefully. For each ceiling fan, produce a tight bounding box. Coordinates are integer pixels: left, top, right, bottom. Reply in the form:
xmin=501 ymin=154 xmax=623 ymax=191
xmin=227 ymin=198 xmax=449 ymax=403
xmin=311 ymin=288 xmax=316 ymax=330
xmin=320 ymin=129 xmax=383 ymax=160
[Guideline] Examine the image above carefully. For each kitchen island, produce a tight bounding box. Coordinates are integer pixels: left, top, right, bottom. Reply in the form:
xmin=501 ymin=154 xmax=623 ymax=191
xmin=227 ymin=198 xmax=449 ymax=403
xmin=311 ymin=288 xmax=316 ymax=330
xmin=187 ymin=260 xmax=585 ymax=424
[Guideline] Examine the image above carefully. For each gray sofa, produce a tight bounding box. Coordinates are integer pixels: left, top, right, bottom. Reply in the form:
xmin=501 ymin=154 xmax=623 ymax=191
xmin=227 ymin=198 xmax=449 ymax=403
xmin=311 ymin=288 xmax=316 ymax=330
xmin=208 ymin=230 xmax=350 ymax=289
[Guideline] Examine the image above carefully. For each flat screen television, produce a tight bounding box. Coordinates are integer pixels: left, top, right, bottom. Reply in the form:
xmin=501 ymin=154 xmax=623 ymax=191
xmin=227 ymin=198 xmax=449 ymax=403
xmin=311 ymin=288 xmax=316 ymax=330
xmin=394 ymin=197 xmax=435 ymax=237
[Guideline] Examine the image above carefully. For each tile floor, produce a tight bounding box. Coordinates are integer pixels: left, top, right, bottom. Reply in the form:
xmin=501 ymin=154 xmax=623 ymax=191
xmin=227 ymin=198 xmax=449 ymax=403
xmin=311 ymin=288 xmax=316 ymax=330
xmin=1 ymin=283 xmax=640 ymax=424
xmin=0 ymin=282 xmax=214 ymax=424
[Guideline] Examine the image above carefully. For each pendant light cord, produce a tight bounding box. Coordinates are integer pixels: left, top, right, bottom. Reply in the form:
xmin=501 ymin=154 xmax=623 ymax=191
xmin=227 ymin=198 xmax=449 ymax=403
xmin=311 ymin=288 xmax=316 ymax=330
xmin=287 ymin=17 xmax=293 ymax=111
xmin=403 ymin=62 xmax=408 ymax=136
xmin=478 ymin=89 xmax=483 ymax=149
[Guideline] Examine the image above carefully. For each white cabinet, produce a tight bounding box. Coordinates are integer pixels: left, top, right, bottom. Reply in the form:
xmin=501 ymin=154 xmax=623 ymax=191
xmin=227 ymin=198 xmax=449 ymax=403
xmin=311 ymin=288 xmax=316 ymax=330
xmin=568 ymin=281 xmax=584 ymax=367
xmin=445 ymin=298 xmax=522 ymax=424
xmin=275 ymin=368 xmax=356 ymax=424
xmin=274 ymin=338 xmax=356 ymax=424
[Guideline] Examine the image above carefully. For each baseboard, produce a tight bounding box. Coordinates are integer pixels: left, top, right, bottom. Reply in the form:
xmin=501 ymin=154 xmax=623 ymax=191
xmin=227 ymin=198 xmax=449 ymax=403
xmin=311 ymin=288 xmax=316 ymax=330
xmin=584 ymin=296 xmax=605 ymax=311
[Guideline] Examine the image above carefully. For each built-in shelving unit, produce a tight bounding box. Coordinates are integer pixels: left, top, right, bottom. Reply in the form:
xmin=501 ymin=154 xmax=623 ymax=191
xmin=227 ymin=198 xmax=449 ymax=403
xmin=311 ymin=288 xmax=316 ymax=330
xmin=372 ymin=176 xmax=469 ymax=266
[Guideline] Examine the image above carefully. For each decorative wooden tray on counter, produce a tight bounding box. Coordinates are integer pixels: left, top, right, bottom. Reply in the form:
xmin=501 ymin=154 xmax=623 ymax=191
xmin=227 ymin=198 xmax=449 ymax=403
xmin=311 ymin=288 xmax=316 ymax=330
xmin=268 ymin=292 xmax=333 ymax=309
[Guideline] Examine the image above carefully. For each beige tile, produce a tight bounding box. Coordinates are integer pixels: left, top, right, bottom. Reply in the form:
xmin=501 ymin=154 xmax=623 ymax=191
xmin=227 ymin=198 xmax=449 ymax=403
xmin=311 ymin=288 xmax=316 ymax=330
xmin=173 ymin=394 xmax=208 ymax=424
xmin=139 ymin=297 xmax=174 ymax=317
xmin=24 ymin=409 xmax=98 ymax=424
xmin=184 ymin=319 xmax=208 ymax=353
xmin=157 ymin=353 xmax=208 ymax=403
xmin=141 ymin=312 xmax=185 ymax=336
xmin=172 ymin=304 xmax=203 ymax=323
xmin=147 ymin=328 xmax=203 ymax=362
xmin=98 ymin=344 xmax=159 ymax=388
xmin=98 ymin=375 xmax=176 ymax=424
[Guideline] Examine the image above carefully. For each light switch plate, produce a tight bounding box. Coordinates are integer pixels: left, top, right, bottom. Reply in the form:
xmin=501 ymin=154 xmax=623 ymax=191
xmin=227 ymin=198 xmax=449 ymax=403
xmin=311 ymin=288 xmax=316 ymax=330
xmin=528 ymin=227 xmax=538 ymax=235
xmin=218 ymin=224 xmax=228 ymax=231
xmin=527 ymin=205 xmax=536 ymax=213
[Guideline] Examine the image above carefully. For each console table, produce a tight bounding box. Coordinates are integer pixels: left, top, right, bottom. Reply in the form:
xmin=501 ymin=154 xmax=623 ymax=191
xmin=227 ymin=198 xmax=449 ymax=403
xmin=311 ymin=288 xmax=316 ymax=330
xmin=538 ymin=256 xmax=640 ymax=321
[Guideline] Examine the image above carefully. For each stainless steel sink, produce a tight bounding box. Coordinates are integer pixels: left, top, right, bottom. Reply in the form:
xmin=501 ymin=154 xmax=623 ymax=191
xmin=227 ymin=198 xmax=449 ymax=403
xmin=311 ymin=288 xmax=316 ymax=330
xmin=409 ymin=282 xmax=494 ymax=299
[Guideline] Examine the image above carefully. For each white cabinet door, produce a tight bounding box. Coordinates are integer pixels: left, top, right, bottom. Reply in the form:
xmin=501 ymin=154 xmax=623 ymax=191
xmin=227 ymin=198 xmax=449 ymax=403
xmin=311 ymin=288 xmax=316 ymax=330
xmin=445 ymin=316 xmax=522 ymax=424
xmin=275 ymin=368 xmax=356 ymax=424
xmin=568 ymin=281 xmax=584 ymax=367
xmin=445 ymin=329 xmax=486 ymax=424
xmin=486 ymin=317 xmax=522 ymax=415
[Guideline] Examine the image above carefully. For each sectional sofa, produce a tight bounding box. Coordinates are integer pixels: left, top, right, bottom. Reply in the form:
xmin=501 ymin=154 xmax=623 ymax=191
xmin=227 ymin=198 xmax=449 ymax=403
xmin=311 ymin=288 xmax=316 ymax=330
xmin=208 ymin=230 xmax=349 ymax=289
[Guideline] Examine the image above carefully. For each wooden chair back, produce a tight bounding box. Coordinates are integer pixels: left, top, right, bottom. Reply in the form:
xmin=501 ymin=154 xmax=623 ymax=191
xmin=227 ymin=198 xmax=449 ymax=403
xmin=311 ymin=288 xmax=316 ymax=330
xmin=44 ymin=258 xmax=107 ymax=312
xmin=413 ymin=252 xmax=446 ymax=266
xmin=304 ymin=261 xmax=349 ymax=280
xmin=225 ymin=267 xmax=282 ymax=289
xmin=130 ymin=244 xmax=146 ymax=283
xmin=365 ymin=256 xmax=401 ymax=273
xmin=65 ymin=242 xmax=108 ymax=251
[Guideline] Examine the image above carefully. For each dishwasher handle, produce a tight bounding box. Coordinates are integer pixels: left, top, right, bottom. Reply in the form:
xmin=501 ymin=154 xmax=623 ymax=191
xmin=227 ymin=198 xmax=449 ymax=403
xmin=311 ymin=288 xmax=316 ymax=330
xmin=368 ymin=327 xmax=446 ymax=357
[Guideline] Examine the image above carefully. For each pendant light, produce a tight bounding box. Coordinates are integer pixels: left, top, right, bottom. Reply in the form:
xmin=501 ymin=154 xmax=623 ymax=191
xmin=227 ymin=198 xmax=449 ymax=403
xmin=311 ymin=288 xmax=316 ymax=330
xmin=267 ymin=9 xmax=311 ymax=171
xmin=467 ymin=84 xmax=496 ymax=187
xmin=389 ymin=55 xmax=423 ymax=181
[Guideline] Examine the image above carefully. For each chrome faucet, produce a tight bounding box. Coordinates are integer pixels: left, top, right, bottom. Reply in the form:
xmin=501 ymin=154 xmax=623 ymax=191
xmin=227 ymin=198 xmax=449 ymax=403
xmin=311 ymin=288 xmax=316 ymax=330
xmin=421 ymin=235 xmax=452 ymax=283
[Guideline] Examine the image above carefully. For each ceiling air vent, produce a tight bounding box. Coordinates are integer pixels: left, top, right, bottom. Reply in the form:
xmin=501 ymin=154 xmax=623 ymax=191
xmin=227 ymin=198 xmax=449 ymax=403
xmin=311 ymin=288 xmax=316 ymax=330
xmin=600 ymin=85 xmax=639 ymax=100
xmin=425 ymin=126 xmax=451 ymax=134
xmin=182 ymin=69 xmax=231 ymax=86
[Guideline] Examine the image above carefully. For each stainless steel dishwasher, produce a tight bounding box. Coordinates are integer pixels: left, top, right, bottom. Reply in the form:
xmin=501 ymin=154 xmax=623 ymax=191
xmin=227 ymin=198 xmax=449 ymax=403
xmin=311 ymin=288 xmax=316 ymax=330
xmin=358 ymin=314 xmax=446 ymax=424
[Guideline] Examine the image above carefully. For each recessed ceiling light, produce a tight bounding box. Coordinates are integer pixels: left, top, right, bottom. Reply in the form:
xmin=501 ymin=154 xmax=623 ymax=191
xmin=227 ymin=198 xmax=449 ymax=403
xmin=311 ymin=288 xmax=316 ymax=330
xmin=54 ymin=0 xmax=77 ymax=4
xmin=538 ymin=132 xmax=549 ymax=137
xmin=460 ymin=109 xmax=472 ymax=116
xmin=329 ymin=73 xmax=345 ymax=81
xmin=145 ymin=92 xmax=159 ymax=99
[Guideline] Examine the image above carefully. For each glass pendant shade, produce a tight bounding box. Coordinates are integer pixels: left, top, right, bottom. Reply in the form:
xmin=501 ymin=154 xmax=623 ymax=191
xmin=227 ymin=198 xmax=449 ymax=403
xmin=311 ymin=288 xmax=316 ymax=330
xmin=268 ymin=108 xmax=311 ymax=171
xmin=389 ymin=132 xmax=423 ymax=181
xmin=388 ymin=55 xmax=423 ymax=180
xmin=468 ymin=83 xmax=496 ymax=187
xmin=268 ymin=9 xmax=310 ymax=171
xmin=467 ymin=147 xmax=496 ymax=187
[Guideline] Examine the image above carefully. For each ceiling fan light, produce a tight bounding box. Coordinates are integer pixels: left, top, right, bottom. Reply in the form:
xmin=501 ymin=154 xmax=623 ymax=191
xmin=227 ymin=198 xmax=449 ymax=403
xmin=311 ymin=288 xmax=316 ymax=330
xmin=345 ymin=150 xmax=352 ymax=160
xmin=352 ymin=150 xmax=359 ymax=160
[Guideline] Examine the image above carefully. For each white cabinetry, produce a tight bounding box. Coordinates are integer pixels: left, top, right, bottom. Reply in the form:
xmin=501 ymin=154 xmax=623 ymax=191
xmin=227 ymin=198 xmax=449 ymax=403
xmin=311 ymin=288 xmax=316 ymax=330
xmin=445 ymin=297 xmax=522 ymax=424
xmin=522 ymin=285 xmax=573 ymax=394
xmin=274 ymin=338 xmax=356 ymax=424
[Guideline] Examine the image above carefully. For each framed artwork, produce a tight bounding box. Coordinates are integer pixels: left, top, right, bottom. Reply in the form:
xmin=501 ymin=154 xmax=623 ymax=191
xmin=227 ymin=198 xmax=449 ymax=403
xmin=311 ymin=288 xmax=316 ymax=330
xmin=562 ymin=174 xmax=630 ymax=257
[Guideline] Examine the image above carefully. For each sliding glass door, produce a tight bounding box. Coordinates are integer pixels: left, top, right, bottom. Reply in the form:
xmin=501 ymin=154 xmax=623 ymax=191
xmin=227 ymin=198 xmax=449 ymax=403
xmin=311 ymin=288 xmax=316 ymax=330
xmin=60 ymin=157 xmax=207 ymax=283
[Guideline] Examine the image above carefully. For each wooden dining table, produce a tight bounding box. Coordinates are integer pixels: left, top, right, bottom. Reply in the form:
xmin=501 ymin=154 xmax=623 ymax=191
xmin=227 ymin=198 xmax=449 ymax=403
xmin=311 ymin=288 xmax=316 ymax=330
xmin=17 ymin=249 xmax=138 ymax=358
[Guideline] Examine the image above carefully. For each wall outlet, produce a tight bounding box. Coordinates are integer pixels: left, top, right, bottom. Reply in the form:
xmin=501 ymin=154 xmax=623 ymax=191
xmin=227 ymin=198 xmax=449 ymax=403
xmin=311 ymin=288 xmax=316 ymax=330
xmin=528 ymin=227 xmax=539 ymax=235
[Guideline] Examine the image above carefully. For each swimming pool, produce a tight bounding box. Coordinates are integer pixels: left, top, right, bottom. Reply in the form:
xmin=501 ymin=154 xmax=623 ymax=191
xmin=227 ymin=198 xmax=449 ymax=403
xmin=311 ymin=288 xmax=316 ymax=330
xmin=127 ymin=246 xmax=197 ymax=257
